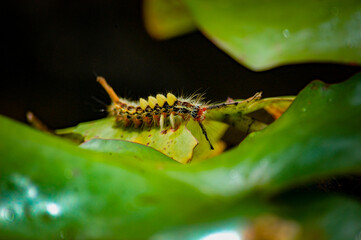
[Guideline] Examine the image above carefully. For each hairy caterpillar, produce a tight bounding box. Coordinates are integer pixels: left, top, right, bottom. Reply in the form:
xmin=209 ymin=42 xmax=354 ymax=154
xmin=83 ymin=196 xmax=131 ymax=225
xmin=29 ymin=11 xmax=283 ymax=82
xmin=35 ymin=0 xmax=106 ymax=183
xmin=97 ymin=76 xmax=262 ymax=150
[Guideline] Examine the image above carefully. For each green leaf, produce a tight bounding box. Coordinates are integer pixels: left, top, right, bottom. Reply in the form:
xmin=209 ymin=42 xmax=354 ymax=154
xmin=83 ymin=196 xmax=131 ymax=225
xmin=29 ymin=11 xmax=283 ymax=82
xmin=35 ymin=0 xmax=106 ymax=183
xmin=181 ymin=0 xmax=361 ymax=70
xmin=186 ymin=120 xmax=229 ymax=162
xmin=80 ymin=138 xmax=172 ymax=162
xmin=65 ymin=119 xmax=229 ymax=163
xmin=206 ymin=94 xmax=295 ymax=132
xmin=0 ymin=115 xmax=218 ymax=239
xmin=205 ymin=92 xmax=263 ymax=122
xmin=151 ymin=195 xmax=361 ymax=240
xmin=57 ymin=117 xmax=198 ymax=164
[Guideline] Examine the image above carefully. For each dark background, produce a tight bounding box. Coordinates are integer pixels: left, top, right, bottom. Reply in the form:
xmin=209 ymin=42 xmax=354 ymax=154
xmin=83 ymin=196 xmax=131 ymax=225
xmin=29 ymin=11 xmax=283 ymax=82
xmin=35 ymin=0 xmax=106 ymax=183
xmin=2 ymin=1 xmax=361 ymax=129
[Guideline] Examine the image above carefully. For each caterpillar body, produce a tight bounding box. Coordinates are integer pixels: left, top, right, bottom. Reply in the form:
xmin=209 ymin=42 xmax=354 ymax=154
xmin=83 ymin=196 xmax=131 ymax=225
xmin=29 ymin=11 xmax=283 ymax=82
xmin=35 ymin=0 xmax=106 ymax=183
xmin=97 ymin=76 xmax=260 ymax=150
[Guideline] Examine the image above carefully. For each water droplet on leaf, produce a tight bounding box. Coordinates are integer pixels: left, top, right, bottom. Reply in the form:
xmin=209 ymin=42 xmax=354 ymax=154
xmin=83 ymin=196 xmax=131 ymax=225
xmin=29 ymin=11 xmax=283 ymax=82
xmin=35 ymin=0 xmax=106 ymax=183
xmin=0 ymin=207 xmax=15 ymax=222
xmin=282 ymin=29 xmax=290 ymax=38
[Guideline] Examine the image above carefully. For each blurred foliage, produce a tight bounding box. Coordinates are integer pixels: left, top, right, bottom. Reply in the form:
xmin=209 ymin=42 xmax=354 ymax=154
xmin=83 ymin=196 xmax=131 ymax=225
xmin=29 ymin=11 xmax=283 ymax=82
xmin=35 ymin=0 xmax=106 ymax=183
xmin=0 ymin=74 xmax=360 ymax=239
xmin=143 ymin=0 xmax=361 ymax=70
xmin=143 ymin=0 xmax=197 ymax=39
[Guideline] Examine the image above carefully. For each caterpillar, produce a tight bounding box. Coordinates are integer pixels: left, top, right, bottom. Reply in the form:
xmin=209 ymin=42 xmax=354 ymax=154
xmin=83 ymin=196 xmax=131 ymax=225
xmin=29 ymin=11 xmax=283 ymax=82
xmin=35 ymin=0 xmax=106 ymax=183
xmin=97 ymin=76 xmax=262 ymax=150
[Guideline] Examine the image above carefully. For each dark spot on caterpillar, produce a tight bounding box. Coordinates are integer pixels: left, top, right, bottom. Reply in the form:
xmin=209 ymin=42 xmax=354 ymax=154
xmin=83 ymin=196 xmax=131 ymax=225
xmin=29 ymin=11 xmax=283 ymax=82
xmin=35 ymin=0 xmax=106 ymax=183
xmin=180 ymin=108 xmax=190 ymax=114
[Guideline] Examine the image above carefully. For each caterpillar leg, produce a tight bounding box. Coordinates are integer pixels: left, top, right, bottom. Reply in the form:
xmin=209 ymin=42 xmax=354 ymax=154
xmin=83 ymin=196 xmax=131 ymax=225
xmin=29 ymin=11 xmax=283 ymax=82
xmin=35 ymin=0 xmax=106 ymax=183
xmin=198 ymin=122 xmax=214 ymax=150
xmin=160 ymin=114 xmax=165 ymax=132
xmin=170 ymin=113 xmax=175 ymax=129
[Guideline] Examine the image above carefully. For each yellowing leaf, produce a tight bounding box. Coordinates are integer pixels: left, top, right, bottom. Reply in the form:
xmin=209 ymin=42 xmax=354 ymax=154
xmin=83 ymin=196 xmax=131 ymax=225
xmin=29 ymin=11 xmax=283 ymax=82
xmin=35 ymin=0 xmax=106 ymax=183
xmin=186 ymin=120 xmax=229 ymax=162
xmin=57 ymin=117 xmax=198 ymax=164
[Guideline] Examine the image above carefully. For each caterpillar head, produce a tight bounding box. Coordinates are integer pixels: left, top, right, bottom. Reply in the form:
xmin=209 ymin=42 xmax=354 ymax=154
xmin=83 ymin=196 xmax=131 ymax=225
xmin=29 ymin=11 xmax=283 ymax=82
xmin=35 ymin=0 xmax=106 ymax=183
xmin=191 ymin=106 xmax=207 ymax=122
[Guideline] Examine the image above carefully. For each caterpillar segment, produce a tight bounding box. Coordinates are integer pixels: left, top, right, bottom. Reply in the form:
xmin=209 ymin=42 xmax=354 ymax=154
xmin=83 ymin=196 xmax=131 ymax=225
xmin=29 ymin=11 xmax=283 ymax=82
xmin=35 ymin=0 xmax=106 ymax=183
xmin=97 ymin=76 xmax=214 ymax=149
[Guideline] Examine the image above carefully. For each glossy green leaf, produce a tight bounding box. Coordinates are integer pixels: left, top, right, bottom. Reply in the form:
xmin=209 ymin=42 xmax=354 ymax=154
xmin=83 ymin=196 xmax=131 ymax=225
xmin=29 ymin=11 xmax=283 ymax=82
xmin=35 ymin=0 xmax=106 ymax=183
xmin=151 ymin=195 xmax=361 ymax=240
xmin=0 ymin=115 xmax=220 ymax=239
xmin=179 ymin=0 xmax=361 ymax=70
